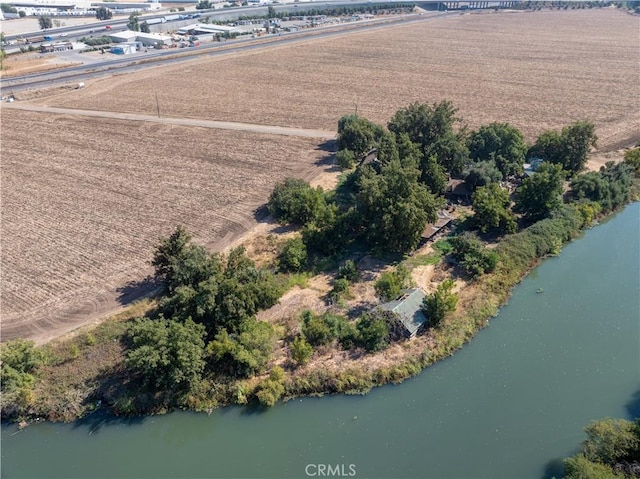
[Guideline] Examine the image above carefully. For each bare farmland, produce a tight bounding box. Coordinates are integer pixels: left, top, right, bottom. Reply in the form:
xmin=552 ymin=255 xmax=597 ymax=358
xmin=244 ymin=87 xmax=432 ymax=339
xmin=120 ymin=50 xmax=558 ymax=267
xmin=31 ymin=9 xmax=639 ymax=149
xmin=0 ymin=108 xmax=329 ymax=342
xmin=1 ymin=8 xmax=638 ymax=343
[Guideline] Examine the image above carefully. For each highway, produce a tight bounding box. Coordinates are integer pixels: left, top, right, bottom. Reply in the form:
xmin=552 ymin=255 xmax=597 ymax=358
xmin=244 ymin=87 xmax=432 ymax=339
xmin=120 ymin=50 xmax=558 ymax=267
xmin=2 ymin=0 xmax=416 ymax=43
xmin=1 ymin=12 xmax=449 ymax=93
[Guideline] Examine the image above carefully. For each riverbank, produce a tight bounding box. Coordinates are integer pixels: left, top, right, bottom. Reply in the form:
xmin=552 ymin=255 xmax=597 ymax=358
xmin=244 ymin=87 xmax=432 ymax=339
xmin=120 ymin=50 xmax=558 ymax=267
xmin=3 ymin=188 xmax=638 ymax=423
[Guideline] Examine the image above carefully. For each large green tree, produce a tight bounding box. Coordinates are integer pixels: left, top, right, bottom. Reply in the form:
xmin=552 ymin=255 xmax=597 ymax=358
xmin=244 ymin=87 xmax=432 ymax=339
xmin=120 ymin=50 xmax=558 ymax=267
xmin=514 ymin=162 xmax=565 ymax=222
xmin=127 ymin=12 xmax=140 ymax=31
xmin=388 ymin=101 xmax=468 ymax=175
xmin=125 ymin=317 xmax=206 ymax=391
xmin=468 ymin=122 xmax=527 ymax=178
xmin=471 ymin=183 xmax=517 ymax=234
xmin=38 ymin=16 xmax=52 ymax=30
xmin=528 ymin=121 xmax=597 ymax=175
xmin=464 ymin=160 xmax=502 ymax=192
xmin=336 ymin=115 xmax=384 ymax=159
xmin=356 ymin=160 xmax=439 ymax=253
xmin=267 ymin=178 xmax=327 ymax=226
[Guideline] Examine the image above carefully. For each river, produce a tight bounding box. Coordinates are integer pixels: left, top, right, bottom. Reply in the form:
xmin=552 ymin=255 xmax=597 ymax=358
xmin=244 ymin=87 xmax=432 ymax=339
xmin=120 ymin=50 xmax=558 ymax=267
xmin=2 ymin=203 xmax=639 ymax=479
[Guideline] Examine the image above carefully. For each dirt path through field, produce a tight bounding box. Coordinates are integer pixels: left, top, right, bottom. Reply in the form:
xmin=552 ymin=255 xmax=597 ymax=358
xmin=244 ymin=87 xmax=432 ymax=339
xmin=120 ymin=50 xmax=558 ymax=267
xmin=2 ymin=104 xmax=337 ymax=140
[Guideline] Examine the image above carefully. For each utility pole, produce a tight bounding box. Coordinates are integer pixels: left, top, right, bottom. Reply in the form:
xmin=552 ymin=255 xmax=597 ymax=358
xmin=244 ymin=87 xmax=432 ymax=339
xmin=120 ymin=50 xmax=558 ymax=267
xmin=155 ymin=92 xmax=160 ymax=118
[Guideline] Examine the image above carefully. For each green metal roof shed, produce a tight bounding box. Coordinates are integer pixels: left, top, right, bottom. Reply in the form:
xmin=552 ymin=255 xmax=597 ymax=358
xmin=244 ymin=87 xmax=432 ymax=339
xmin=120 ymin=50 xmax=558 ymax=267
xmin=378 ymin=288 xmax=428 ymax=338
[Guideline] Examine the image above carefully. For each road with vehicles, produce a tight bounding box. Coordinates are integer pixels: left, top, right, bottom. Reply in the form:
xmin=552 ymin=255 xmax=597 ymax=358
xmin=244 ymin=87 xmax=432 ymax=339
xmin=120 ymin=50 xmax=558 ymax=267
xmin=1 ymin=12 xmax=449 ymax=94
xmin=1 ymin=0 xmax=420 ymax=44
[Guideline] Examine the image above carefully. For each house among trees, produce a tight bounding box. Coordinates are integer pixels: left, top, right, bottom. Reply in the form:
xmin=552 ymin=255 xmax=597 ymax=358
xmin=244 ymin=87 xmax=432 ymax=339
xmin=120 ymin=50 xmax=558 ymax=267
xmin=378 ymin=288 xmax=428 ymax=338
xmin=359 ymin=148 xmax=378 ymax=167
xmin=523 ymin=158 xmax=544 ymax=177
xmin=445 ymin=179 xmax=471 ymax=202
xmin=421 ymin=210 xmax=453 ymax=244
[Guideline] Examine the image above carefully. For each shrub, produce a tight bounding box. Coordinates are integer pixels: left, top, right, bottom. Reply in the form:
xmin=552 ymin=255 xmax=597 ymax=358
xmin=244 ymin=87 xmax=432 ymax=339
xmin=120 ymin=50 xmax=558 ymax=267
xmin=302 ymin=311 xmax=334 ymax=346
xmin=450 ymin=233 xmax=498 ymax=278
xmin=255 ymin=367 xmax=285 ymax=407
xmin=355 ymin=311 xmax=391 ymax=352
xmin=337 ymin=260 xmax=360 ymax=282
xmin=290 ymin=336 xmax=313 ymax=366
xmin=278 ymin=237 xmax=307 ymax=272
xmin=328 ymin=277 xmax=350 ymax=304
xmin=422 ymin=279 xmax=458 ymax=327
xmin=374 ymin=265 xmax=409 ymax=302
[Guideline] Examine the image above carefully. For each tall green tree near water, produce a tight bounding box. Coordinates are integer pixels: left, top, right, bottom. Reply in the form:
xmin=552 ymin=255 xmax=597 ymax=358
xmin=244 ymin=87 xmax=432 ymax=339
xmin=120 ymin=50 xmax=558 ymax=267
xmin=514 ymin=162 xmax=565 ymax=222
xmin=125 ymin=317 xmax=206 ymax=391
xmin=471 ymin=183 xmax=517 ymax=234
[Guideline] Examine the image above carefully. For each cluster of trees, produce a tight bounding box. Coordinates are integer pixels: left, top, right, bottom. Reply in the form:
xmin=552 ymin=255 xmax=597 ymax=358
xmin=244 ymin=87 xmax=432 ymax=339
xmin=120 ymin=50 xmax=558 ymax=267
xmin=38 ymin=16 xmax=52 ymax=30
xmin=0 ymin=339 xmax=47 ymax=410
xmin=127 ymin=12 xmax=150 ymax=33
xmin=289 ymin=308 xmax=392 ymax=364
xmin=95 ymin=6 xmax=113 ymax=20
xmin=124 ymin=226 xmax=283 ymax=396
xmin=563 ymin=417 xmax=640 ymax=478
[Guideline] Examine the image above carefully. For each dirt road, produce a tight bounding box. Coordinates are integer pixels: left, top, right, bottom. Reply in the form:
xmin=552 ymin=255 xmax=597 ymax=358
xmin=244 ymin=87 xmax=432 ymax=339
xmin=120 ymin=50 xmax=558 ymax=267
xmin=2 ymin=104 xmax=337 ymax=140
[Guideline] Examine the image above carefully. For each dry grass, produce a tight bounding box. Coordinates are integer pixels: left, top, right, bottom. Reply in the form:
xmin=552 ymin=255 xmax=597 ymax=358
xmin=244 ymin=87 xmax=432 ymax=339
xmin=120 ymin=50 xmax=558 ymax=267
xmin=0 ymin=53 xmax=80 ymax=78
xmin=0 ymin=108 xmax=329 ymax=342
xmin=29 ymin=9 xmax=639 ymax=149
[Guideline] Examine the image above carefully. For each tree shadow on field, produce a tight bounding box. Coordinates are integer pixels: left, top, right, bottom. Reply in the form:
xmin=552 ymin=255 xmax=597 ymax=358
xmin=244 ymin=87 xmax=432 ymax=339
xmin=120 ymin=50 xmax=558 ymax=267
xmin=116 ymin=276 xmax=162 ymax=305
xmin=314 ymin=139 xmax=340 ymax=173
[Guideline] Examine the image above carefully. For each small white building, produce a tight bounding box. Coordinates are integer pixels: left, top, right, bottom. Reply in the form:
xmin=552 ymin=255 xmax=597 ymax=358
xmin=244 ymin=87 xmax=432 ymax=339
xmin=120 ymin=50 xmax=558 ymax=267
xmin=110 ymin=43 xmax=137 ymax=54
xmin=177 ymin=23 xmax=242 ymax=35
xmin=109 ymin=30 xmax=171 ymax=46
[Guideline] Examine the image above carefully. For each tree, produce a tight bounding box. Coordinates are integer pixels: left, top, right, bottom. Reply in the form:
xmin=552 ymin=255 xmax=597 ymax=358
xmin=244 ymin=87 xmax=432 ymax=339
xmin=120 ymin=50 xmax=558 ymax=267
xmin=422 ymin=279 xmax=458 ymax=327
xmin=514 ymin=162 xmax=565 ymax=222
xmin=336 ymin=149 xmax=356 ymax=169
xmin=290 ymin=336 xmax=313 ymax=366
xmin=387 ymin=101 xmax=468 ymax=175
xmin=125 ymin=317 xmax=206 ymax=391
xmin=207 ymin=320 xmax=275 ymax=378
xmin=140 ymin=21 xmax=150 ymax=33
xmin=1 ymin=339 xmax=45 ymax=393
xmin=302 ymin=311 xmax=334 ymax=346
xmin=464 ymin=160 xmax=502 ymax=192
xmin=267 ymin=5 xmax=276 ymax=17
xmin=529 ymin=121 xmax=597 ymax=175
xmin=151 ymin=226 xmax=221 ymax=292
xmin=337 ymin=260 xmax=360 ymax=282
xmin=623 ymin=147 xmax=640 ymax=175
xmin=336 ymin=115 xmax=383 ymax=159
xmin=582 ymin=418 xmax=640 ymax=465
xmin=38 ymin=16 xmax=52 ymax=30
xmin=471 ymin=183 xmax=517 ymax=234
xmin=356 ymin=160 xmax=439 ymax=253
xmin=355 ymin=311 xmax=390 ymax=352
xmin=420 ymin=154 xmax=447 ymax=196
xmin=0 ymin=32 xmax=6 ymax=72
xmin=95 ymin=6 xmax=112 ymax=20
xmin=450 ymin=232 xmax=499 ymax=277
xmin=278 ymin=237 xmax=307 ymax=272
xmin=267 ymin=178 xmax=327 ymax=226
xmin=468 ymin=123 xmax=527 ymax=178
xmin=374 ymin=265 xmax=408 ymax=302
xmin=127 ymin=12 xmax=140 ymax=31
xmin=1 ymin=4 xmax=18 ymax=13
xmin=196 ymin=0 xmax=212 ymax=8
